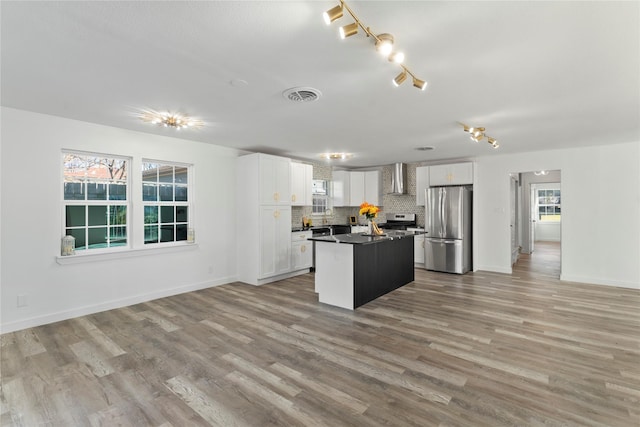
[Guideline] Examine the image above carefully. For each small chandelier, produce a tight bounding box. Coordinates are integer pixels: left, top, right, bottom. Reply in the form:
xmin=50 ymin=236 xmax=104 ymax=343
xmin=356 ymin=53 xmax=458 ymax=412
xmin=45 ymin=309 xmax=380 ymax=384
xmin=320 ymin=152 xmax=352 ymax=160
xmin=138 ymin=109 xmax=204 ymax=130
xmin=323 ymin=1 xmax=427 ymax=91
xmin=459 ymin=122 xmax=500 ymax=149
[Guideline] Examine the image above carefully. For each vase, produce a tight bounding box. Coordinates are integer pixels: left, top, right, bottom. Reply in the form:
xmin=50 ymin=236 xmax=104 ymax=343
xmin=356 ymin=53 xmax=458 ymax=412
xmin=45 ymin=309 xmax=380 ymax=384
xmin=368 ymin=219 xmax=374 ymax=235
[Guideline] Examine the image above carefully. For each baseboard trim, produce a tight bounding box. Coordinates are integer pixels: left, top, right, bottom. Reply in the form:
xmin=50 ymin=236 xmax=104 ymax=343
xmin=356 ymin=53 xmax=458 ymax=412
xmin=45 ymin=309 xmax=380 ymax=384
xmin=560 ymin=274 xmax=639 ymax=290
xmin=0 ymin=275 xmax=238 ymax=334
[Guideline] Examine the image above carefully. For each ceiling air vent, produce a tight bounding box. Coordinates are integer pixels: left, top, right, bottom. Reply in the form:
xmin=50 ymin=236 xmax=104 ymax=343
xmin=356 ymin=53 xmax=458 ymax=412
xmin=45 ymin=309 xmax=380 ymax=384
xmin=283 ymin=87 xmax=322 ymax=103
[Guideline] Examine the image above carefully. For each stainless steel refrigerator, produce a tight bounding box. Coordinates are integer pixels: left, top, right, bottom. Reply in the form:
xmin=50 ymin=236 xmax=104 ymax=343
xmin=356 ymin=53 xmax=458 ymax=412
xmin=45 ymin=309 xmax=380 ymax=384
xmin=425 ymin=186 xmax=472 ymax=274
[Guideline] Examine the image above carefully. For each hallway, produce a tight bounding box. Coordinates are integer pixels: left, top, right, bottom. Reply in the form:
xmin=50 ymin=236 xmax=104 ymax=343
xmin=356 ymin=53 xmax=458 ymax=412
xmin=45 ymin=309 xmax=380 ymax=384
xmin=513 ymin=241 xmax=561 ymax=279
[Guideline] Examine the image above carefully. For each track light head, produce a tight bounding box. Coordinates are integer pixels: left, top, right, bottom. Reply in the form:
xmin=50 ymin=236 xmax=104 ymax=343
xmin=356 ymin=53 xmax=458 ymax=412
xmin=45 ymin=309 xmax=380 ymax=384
xmin=412 ymin=77 xmax=427 ymax=90
xmin=393 ymin=71 xmax=407 ymax=87
xmin=388 ymin=51 xmax=405 ymax=64
xmin=323 ymin=4 xmax=343 ymax=25
xmin=375 ymin=33 xmax=394 ymax=56
xmin=339 ymin=22 xmax=359 ymax=39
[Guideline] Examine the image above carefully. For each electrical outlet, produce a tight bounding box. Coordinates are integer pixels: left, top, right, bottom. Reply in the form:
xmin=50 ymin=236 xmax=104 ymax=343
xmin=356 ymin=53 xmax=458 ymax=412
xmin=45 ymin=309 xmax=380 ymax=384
xmin=17 ymin=295 xmax=28 ymax=308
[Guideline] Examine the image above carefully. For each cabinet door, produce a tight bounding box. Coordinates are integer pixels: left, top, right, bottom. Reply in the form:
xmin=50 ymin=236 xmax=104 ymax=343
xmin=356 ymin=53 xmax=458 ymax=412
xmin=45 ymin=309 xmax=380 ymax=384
xmin=292 ymin=240 xmax=312 ymax=270
xmin=260 ymin=155 xmax=291 ymax=205
xmin=303 ymin=164 xmax=313 ymax=206
xmin=414 ymin=234 xmax=425 ymax=264
xmin=290 ymin=162 xmax=304 ymax=206
xmin=332 ymin=171 xmax=350 ymax=207
xmin=259 ymin=206 xmax=291 ymax=278
xmin=349 ymin=171 xmax=365 ymax=206
xmin=429 ymin=163 xmax=473 ymax=186
xmin=416 ymin=166 xmax=429 ymax=206
xmin=364 ymin=171 xmax=380 ymax=206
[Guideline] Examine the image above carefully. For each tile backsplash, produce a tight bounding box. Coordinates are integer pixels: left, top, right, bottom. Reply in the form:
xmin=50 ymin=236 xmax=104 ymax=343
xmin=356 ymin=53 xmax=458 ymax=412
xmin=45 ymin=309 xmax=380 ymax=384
xmin=291 ymin=161 xmax=426 ymax=228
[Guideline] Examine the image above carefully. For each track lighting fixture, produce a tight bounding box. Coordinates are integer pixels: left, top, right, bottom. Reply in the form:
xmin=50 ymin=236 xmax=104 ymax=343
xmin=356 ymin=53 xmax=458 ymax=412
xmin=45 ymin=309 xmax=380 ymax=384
xmin=323 ymin=1 xmax=427 ymax=91
xmin=458 ymin=122 xmax=500 ymax=149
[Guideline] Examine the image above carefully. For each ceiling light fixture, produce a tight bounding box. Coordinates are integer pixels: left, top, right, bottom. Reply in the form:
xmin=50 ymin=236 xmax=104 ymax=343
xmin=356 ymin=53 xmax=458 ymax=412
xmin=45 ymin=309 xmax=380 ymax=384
xmin=139 ymin=109 xmax=203 ymax=130
xmin=458 ymin=122 xmax=500 ymax=149
xmin=321 ymin=152 xmax=352 ymax=161
xmin=323 ymin=1 xmax=427 ymax=91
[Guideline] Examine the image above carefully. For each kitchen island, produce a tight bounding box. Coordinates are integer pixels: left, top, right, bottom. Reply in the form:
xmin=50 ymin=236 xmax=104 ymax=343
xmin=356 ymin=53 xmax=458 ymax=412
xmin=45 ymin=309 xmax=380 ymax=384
xmin=309 ymin=231 xmax=421 ymax=310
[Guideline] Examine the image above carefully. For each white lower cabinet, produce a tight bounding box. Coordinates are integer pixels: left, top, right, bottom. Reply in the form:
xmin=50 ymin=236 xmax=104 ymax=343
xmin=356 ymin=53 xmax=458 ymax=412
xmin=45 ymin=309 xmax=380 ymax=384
xmin=291 ymin=231 xmax=313 ymax=271
xmin=408 ymin=228 xmax=425 ymax=266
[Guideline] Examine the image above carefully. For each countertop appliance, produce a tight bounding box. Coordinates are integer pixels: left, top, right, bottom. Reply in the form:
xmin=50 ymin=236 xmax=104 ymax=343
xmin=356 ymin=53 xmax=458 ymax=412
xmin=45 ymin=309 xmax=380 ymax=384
xmin=378 ymin=213 xmax=417 ymax=230
xmin=425 ymin=186 xmax=472 ymax=274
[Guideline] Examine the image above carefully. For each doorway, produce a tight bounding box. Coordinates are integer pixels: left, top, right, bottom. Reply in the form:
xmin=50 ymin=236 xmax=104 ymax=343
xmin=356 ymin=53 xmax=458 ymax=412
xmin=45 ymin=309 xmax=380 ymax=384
xmin=510 ymin=170 xmax=562 ymax=277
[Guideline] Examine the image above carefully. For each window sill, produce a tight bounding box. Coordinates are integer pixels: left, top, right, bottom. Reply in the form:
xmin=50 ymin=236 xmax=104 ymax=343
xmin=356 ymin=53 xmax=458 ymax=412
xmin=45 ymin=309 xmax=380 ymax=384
xmin=56 ymin=243 xmax=198 ymax=265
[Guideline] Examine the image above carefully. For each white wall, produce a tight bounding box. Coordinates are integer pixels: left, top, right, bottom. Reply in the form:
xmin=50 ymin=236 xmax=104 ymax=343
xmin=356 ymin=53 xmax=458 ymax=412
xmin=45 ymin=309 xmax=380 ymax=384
xmin=1 ymin=108 xmax=241 ymax=332
xmin=474 ymin=141 xmax=640 ymax=289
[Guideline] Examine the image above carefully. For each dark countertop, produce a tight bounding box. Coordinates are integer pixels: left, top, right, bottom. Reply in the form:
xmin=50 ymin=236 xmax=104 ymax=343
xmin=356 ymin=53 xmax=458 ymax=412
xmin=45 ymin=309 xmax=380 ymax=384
xmin=292 ymin=224 xmax=352 ymax=232
xmin=308 ymin=230 xmax=424 ymax=245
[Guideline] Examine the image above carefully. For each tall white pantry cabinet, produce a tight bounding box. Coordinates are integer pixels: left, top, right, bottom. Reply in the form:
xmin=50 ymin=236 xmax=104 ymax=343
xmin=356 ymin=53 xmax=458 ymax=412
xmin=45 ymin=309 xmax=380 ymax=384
xmin=237 ymin=153 xmax=293 ymax=285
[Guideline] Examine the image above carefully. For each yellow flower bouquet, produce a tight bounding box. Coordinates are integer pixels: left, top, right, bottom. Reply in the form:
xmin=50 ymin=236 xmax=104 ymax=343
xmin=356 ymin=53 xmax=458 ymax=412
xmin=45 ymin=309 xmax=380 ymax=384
xmin=359 ymin=202 xmax=380 ymax=220
xmin=359 ymin=202 xmax=384 ymax=235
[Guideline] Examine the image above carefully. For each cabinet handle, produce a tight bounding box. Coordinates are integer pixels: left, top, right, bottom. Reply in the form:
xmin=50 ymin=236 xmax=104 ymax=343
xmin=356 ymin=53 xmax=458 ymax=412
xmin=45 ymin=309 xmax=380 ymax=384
xmin=273 ymin=210 xmax=280 ymax=218
xmin=301 ymin=245 xmax=306 ymax=253
xmin=274 ymin=192 xmax=279 ymax=202
xmin=292 ymin=194 xmax=296 ymax=202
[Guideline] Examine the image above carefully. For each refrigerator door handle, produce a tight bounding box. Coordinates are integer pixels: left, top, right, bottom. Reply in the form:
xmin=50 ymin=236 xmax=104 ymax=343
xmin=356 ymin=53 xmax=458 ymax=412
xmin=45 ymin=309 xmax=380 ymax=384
xmin=443 ymin=240 xmax=458 ymax=244
xmin=441 ymin=187 xmax=446 ymax=237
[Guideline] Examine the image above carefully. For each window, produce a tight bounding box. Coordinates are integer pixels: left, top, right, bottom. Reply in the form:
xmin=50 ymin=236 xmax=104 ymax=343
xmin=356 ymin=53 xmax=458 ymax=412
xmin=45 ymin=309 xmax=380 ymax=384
xmin=63 ymin=152 xmax=129 ymax=251
xmin=311 ymin=179 xmax=330 ymax=216
xmin=537 ymin=189 xmax=561 ymax=222
xmin=312 ymin=195 xmax=329 ymax=216
xmin=142 ymin=161 xmax=191 ymax=244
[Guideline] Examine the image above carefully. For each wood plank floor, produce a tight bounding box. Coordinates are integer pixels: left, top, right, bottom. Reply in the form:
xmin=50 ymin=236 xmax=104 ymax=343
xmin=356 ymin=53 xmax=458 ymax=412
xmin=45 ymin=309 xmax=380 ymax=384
xmin=2 ymin=246 xmax=639 ymax=426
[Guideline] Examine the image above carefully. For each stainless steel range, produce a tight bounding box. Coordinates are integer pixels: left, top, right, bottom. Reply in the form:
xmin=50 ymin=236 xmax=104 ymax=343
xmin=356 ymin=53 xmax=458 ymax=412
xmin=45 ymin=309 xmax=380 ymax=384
xmin=378 ymin=213 xmax=417 ymax=230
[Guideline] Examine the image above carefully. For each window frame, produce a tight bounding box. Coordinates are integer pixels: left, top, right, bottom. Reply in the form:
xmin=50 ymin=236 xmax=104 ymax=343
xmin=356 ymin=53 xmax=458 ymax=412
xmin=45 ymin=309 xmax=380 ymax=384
xmin=61 ymin=150 xmax=131 ymax=254
xmin=536 ymin=188 xmax=561 ymax=223
xmin=141 ymin=159 xmax=193 ymax=246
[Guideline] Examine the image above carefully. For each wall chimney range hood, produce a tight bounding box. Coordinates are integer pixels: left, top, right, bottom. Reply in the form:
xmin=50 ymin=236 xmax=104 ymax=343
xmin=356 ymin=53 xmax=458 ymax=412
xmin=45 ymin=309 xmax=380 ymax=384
xmin=389 ymin=163 xmax=407 ymax=194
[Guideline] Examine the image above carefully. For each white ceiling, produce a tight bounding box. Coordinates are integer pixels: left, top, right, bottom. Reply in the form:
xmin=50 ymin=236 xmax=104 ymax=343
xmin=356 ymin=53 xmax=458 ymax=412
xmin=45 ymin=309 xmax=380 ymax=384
xmin=2 ymin=1 xmax=638 ymax=168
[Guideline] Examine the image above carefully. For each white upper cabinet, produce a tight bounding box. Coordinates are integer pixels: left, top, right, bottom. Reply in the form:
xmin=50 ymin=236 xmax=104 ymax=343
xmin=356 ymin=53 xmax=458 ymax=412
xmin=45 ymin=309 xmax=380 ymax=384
xmin=429 ymin=162 xmax=473 ymax=186
xmin=349 ymin=171 xmax=365 ymax=206
xmin=332 ymin=170 xmax=350 ymax=207
xmin=291 ymin=162 xmax=312 ymax=206
xmin=259 ymin=154 xmax=291 ymax=205
xmin=332 ymin=170 xmax=380 ymax=206
xmin=416 ymin=166 xmax=430 ymax=206
xmin=364 ymin=170 xmax=380 ymax=206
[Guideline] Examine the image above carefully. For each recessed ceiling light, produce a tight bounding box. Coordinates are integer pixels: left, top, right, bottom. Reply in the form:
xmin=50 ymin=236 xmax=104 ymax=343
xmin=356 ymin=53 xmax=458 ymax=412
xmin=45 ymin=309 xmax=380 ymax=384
xmin=416 ymin=146 xmax=434 ymax=151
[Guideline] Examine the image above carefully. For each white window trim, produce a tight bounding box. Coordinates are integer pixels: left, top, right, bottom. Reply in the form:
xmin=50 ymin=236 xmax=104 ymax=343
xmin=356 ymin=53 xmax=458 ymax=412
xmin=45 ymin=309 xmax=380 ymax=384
xmin=141 ymin=159 xmax=194 ymax=246
xmin=56 ymin=242 xmax=198 ymax=265
xmin=61 ymin=150 xmax=132 ymax=252
xmin=58 ymin=153 xmax=196 ymax=264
